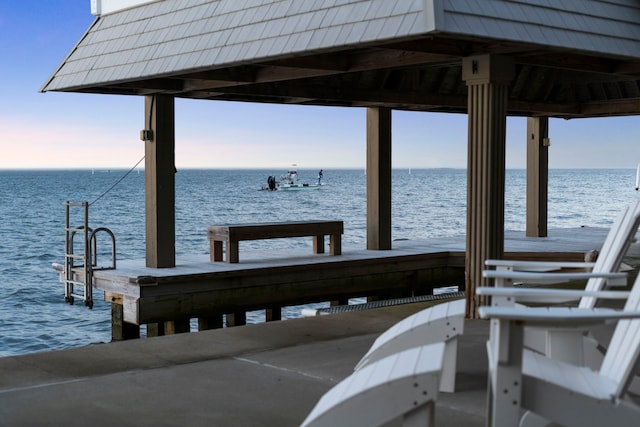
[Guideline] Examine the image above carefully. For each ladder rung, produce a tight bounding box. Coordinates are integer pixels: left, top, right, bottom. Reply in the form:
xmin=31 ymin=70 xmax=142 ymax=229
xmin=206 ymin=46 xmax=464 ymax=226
xmin=66 ymin=230 xmax=87 ymax=235
xmin=70 ymin=293 xmax=89 ymax=299
xmin=65 ymin=280 xmax=85 ymax=286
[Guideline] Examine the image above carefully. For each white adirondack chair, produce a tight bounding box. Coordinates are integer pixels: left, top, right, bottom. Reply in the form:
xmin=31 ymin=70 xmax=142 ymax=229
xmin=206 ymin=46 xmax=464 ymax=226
xmin=478 ymin=278 xmax=640 ymax=427
xmin=483 ymin=200 xmax=640 ymax=364
xmin=485 ymin=200 xmax=640 ymax=306
xmin=354 ymin=298 xmax=464 ymax=392
xmin=354 ymin=201 xmax=640 ymax=394
xmin=300 ymin=342 xmax=444 ymax=427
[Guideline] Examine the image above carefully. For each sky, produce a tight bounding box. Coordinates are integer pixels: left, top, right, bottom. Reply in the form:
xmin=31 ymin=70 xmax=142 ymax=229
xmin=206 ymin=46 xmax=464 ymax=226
xmin=0 ymin=1 xmax=638 ymax=170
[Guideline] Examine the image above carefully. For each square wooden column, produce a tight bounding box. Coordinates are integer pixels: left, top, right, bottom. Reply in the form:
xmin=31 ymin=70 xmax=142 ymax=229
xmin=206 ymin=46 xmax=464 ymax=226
xmin=462 ymin=55 xmax=514 ymax=318
xmin=366 ymin=107 xmax=392 ymax=250
xmin=526 ymin=117 xmax=549 ymax=237
xmin=144 ymin=95 xmax=176 ymax=268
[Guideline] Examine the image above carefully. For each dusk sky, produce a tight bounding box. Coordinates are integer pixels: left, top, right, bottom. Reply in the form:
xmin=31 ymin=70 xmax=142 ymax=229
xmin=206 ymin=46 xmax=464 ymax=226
xmin=1 ymin=1 xmax=638 ymax=170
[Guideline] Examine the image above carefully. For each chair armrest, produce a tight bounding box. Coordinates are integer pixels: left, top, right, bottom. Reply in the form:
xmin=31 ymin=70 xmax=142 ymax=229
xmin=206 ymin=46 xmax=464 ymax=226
xmin=478 ymin=306 xmax=640 ymax=327
xmin=476 ymin=287 xmax=630 ymax=304
xmin=485 ymin=259 xmax=595 ymax=272
xmin=482 ymin=270 xmax=627 ymax=286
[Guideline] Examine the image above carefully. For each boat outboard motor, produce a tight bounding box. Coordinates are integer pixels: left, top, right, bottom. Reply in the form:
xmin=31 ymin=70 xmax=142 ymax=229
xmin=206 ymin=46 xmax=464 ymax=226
xmin=267 ymin=175 xmax=276 ymax=190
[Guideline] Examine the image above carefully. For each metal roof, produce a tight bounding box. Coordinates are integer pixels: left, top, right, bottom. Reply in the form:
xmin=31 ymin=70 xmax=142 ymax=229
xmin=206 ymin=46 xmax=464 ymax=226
xmin=42 ymin=0 xmax=640 ymax=118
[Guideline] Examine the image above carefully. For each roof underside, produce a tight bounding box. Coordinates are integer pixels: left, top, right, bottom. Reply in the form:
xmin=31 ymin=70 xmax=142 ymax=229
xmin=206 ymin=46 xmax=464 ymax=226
xmin=43 ymin=0 xmax=640 ymax=119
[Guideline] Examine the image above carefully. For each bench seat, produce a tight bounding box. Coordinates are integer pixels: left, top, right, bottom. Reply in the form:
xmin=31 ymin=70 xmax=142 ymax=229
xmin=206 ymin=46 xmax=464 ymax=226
xmin=208 ymin=220 xmax=343 ymax=263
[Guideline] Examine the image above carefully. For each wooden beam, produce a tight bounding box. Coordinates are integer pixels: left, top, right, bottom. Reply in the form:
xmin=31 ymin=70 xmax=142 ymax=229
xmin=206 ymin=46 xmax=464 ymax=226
xmin=366 ymin=107 xmax=392 ymax=250
xmin=462 ymin=54 xmax=514 ymax=318
xmin=144 ymin=95 xmax=176 ymax=268
xmin=526 ymin=117 xmax=549 ymax=237
xmin=212 ymin=79 xmax=468 ymax=111
xmin=175 ymin=48 xmax=459 ymax=97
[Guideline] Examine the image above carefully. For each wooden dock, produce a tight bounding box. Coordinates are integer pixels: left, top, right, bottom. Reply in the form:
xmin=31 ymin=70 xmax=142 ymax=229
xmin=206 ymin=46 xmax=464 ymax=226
xmin=64 ymin=227 xmax=626 ymax=340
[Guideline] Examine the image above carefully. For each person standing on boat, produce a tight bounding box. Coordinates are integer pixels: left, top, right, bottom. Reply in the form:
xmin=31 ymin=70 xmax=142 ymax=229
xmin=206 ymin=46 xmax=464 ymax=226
xmin=318 ymin=169 xmax=323 ymax=185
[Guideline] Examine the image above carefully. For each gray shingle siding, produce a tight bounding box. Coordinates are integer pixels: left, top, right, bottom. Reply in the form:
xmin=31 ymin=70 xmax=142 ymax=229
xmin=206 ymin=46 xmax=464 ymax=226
xmin=43 ymin=0 xmax=640 ymax=92
xmin=440 ymin=0 xmax=640 ymax=58
xmin=45 ymin=0 xmax=428 ymax=91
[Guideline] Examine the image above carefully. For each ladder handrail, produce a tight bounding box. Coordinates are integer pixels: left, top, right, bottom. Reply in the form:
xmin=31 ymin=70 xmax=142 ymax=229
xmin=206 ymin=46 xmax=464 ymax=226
xmin=88 ymin=227 xmax=117 ymax=270
xmin=63 ymin=202 xmax=116 ymax=310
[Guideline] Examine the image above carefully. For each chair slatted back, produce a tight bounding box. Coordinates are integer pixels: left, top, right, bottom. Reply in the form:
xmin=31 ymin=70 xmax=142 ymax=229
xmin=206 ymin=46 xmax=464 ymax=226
xmin=600 ymin=271 xmax=640 ymax=397
xmin=579 ymin=200 xmax=640 ymax=309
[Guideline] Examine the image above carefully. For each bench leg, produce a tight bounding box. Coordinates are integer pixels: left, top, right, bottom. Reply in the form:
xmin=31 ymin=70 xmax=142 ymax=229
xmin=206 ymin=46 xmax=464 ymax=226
xmin=330 ymin=234 xmax=341 ymax=255
xmin=211 ymin=240 xmax=224 ymax=262
xmin=313 ymin=235 xmax=325 ymax=254
xmin=227 ymin=240 xmax=239 ymax=263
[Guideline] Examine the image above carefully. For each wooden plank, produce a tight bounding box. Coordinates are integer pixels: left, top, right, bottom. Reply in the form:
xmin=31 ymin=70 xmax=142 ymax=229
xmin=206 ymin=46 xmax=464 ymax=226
xmin=208 ymin=221 xmax=343 ymax=240
xmin=130 ymin=255 xmax=464 ymax=324
xmin=104 ymin=291 xmax=123 ymax=304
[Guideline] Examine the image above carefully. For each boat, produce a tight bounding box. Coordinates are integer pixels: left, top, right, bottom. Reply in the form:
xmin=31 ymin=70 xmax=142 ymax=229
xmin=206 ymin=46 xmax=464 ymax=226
xmin=261 ymin=170 xmax=324 ymax=191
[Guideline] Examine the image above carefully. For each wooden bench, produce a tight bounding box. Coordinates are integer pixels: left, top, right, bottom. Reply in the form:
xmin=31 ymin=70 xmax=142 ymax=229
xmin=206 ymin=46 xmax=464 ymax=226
xmin=208 ymin=220 xmax=343 ymax=263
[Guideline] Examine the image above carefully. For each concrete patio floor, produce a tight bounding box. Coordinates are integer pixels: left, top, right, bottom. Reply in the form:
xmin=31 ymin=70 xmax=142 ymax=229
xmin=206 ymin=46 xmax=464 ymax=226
xmin=0 ymin=300 xmax=487 ymax=426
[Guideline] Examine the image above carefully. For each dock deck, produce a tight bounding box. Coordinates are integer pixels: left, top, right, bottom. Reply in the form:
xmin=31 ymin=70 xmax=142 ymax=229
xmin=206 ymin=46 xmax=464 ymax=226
xmin=79 ymin=227 xmax=622 ymax=331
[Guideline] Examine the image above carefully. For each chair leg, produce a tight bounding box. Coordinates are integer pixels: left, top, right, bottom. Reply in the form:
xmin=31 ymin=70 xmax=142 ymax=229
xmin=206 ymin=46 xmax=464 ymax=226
xmin=439 ymin=337 xmax=458 ymax=392
xmin=402 ymin=403 xmax=435 ymax=427
xmin=520 ymin=411 xmax=552 ymax=427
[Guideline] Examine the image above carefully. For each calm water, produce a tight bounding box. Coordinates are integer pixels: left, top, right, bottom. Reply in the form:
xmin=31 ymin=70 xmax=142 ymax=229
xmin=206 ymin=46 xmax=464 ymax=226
xmin=0 ymin=168 xmax=637 ymax=357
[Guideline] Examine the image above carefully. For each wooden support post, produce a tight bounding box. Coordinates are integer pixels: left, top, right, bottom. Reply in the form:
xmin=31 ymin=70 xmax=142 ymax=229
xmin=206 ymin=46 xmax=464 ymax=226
xmin=462 ymin=55 xmax=514 ymax=318
xmin=226 ymin=312 xmax=246 ymax=327
xmin=198 ymin=315 xmax=224 ymax=331
xmin=526 ymin=117 xmax=549 ymax=237
xmin=148 ymin=320 xmax=190 ymax=336
xmin=144 ymin=95 xmax=176 ymax=268
xmin=265 ymin=306 xmax=282 ymax=322
xmin=330 ymin=298 xmax=348 ymax=306
xmin=366 ymin=107 xmax=392 ymax=250
xmin=163 ymin=319 xmax=190 ymax=335
xmin=146 ymin=322 xmax=165 ymax=337
xmin=111 ymin=303 xmax=140 ymax=341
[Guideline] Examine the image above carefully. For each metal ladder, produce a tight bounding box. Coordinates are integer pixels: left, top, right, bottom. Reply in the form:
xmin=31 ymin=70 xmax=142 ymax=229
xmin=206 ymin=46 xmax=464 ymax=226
xmin=64 ymin=201 xmax=116 ymax=309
